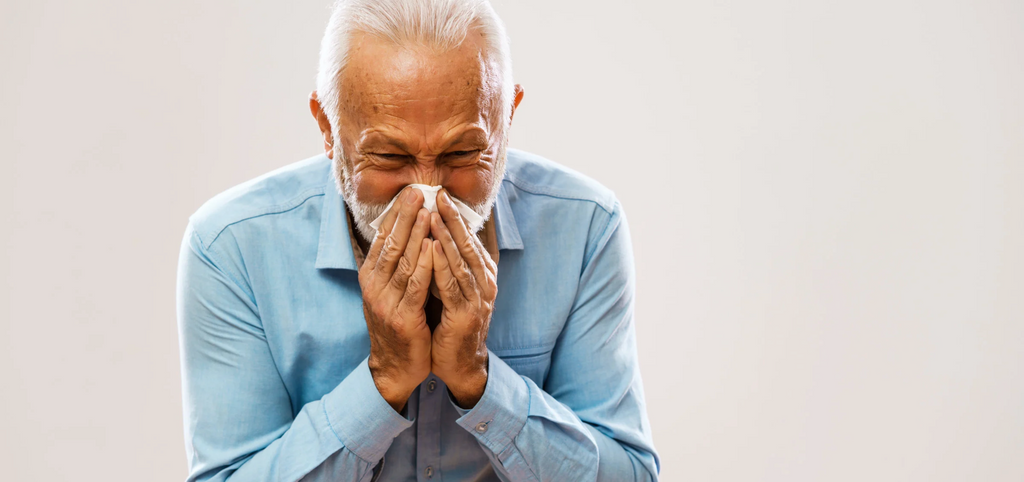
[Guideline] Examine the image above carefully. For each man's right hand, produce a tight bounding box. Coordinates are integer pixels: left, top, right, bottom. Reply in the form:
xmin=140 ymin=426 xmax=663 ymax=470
xmin=358 ymin=187 xmax=434 ymax=412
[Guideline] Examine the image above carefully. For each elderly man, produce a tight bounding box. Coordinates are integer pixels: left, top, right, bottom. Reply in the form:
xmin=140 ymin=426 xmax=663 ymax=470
xmin=176 ymin=0 xmax=659 ymax=480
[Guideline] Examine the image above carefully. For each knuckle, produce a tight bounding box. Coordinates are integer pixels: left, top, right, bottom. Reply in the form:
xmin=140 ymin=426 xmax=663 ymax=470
xmin=388 ymin=263 xmax=413 ymax=291
xmin=394 ymin=255 xmax=413 ymax=278
xmin=372 ymin=230 xmax=388 ymax=248
xmin=406 ymin=272 xmax=424 ymax=291
xmin=459 ymin=269 xmax=476 ymax=287
xmin=454 ymin=256 xmax=470 ymax=276
xmin=443 ymin=275 xmax=461 ymax=296
xmin=380 ymin=237 xmax=401 ymax=262
xmin=403 ymin=282 xmax=420 ymax=298
xmin=459 ymin=238 xmax=477 ymax=256
xmin=376 ymin=239 xmax=392 ymax=259
xmin=370 ymin=303 xmax=388 ymax=322
xmin=404 ymin=198 xmax=422 ymax=213
xmin=388 ymin=272 xmax=409 ymax=292
xmin=382 ymin=236 xmax=396 ymax=253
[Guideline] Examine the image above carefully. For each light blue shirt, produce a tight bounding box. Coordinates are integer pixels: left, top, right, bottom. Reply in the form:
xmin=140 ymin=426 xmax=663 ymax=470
xmin=176 ymin=149 xmax=660 ymax=481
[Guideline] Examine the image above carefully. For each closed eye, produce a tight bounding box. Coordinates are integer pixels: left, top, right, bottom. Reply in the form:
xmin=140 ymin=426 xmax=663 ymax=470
xmin=371 ymin=153 xmax=413 ymax=162
xmin=444 ymin=150 xmax=480 ymax=160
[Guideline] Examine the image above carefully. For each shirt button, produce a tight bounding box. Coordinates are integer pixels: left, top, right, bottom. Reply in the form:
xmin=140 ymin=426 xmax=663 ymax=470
xmin=427 ymin=379 xmax=436 ymax=392
xmin=475 ymin=422 xmax=489 ymax=434
xmin=425 ymin=465 xmax=434 ymax=478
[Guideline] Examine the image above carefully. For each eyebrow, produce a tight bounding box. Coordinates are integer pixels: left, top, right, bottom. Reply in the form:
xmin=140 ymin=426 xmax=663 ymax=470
xmin=358 ymin=128 xmax=490 ymax=153
xmin=448 ymin=129 xmax=489 ymax=147
xmin=358 ymin=130 xmax=414 ymax=153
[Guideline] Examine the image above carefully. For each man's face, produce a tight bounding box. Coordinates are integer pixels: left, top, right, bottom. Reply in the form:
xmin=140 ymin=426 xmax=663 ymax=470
xmin=330 ymin=29 xmax=509 ymax=242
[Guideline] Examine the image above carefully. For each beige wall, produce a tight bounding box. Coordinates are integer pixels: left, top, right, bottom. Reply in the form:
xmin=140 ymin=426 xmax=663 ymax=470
xmin=2 ymin=0 xmax=1022 ymax=480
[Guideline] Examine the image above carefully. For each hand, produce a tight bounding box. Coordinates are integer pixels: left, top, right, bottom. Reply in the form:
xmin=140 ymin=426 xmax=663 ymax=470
xmin=358 ymin=187 xmax=434 ymax=412
xmin=429 ymin=189 xmax=498 ymax=409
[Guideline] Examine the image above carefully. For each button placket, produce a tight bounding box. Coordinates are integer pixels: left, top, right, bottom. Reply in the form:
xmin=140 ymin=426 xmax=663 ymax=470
xmin=416 ymin=377 xmax=443 ymax=481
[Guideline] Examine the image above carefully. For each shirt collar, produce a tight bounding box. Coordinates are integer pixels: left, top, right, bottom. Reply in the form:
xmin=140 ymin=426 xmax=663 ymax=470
xmin=316 ymin=178 xmax=523 ymax=271
xmin=491 ymin=179 xmax=524 ymax=251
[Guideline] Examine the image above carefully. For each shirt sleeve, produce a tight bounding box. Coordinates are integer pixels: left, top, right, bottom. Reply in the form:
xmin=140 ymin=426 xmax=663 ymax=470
xmin=177 ymin=223 xmax=413 ymax=482
xmin=448 ymin=200 xmax=661 ymax=481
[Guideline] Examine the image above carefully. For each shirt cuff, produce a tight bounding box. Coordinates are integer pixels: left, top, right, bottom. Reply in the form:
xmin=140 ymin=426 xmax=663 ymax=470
xmin=322 ymin=357 xmax=414 ymax=463
xmin=450 ymin=350 xmax=530 ymax=455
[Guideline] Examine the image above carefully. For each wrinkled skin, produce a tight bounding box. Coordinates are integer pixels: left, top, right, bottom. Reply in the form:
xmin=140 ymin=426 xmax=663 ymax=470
xmin=308 ymin=29 xmax=524 ymax=411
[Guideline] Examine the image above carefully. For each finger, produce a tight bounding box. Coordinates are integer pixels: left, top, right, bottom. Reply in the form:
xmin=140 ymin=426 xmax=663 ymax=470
xmin=430 ymin=238 xmax=465 ymax=307
xmin=435 ymin=189 xmax=489 ymax=283
xmin=469 ymin=222 xmax=497 ymax=276
xmin=461 ymin=228 xmax=497 ymax=299
xmin=374 ymin=188 xmax=424 ymax=277
xmin=387 ymin=208 xmax=431 ymax=295
xmin=430 ymin=212 xmax=477 ymax=298
xmin=450 ymin=205 xmax=496 ymax=275
xmin=398 ymin=239 xmax=434 ymax=314
xmin=362 ymin=188 xmax=408 ymax=268
xmin=467 ymin=229 xmax=497 ymax=298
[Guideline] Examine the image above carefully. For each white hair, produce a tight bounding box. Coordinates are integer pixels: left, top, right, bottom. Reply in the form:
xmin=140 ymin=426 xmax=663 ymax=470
xmin=316 ymin=0 xmax=514 ymax=136
xmin=315 ymin=0 xmax=515 ymax=243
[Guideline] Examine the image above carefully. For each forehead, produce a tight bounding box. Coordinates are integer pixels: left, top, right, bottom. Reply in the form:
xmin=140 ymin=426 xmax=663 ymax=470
xmin=339 ymin=29 xmax=502 ymax=130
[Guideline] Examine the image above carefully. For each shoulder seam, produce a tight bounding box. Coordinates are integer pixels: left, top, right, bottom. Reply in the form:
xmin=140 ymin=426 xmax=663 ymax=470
xmin=200 ymin=185 xmax=328 ymax=249
xmin=502 ymin=176 xmax=615 ymax=215
xmin=581 ymin=199 xmax=623 ymax=271
xmin=189 ymin=228 xmax=260 ymax=313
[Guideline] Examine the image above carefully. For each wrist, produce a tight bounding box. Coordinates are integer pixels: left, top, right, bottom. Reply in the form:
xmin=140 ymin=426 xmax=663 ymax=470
xmin=368 ymin=362 xmax=417 ymax=412
xmin=373 ymin=375 xmax=416 ymax=413
xmin=445 ymin=363 xmax=488 ymax=409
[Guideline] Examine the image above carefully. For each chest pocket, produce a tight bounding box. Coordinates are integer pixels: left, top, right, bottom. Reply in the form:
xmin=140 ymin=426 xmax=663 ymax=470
xmin=492 ymin=347 xmax=553 ymax=388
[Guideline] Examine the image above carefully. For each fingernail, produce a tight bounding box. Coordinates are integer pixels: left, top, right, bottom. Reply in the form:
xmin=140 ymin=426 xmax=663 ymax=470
xmin=440 ymin=191 xmax=452 ymax=205
xmin=404 ymin=188 xmax=415 ymax=204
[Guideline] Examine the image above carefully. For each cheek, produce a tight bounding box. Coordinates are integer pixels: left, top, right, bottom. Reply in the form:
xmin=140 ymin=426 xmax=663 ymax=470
xmin=349 ymin=163 xmax=496 ymax=206
xmin=445 ymin=165 xmax=496 ymax=206
xmin=350 ymin=169 xmax=408 ymax=205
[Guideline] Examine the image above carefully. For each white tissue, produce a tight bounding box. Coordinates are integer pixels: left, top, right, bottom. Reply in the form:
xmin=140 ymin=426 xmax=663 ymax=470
xmin=368 ymin=184 xmax=485 ymax=233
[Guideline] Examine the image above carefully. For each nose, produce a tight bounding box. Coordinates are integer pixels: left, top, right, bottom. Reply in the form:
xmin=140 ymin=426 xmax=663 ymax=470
xmin=410 ymin=160 xmax=448 ymax=187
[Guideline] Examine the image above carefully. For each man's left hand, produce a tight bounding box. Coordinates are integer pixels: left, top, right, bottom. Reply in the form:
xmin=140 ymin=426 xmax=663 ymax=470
xmin=429 ymin=189 xmax=497 ymax=409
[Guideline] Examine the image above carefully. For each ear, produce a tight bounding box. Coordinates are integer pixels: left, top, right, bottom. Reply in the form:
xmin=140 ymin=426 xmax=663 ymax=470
xmin=508 ymin=84 xmax=525 ymax=125
xmin=308 ymin=91 xmax=334 ymax=159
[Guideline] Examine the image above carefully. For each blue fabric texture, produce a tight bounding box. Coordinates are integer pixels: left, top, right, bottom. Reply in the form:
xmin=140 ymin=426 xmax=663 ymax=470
xmin=177 ymin=149 xmax=660 ymax=481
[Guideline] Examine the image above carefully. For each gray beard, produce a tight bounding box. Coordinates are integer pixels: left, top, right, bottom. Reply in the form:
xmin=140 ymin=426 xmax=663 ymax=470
xmin=331 ymin=142 xmax=507 ymax=245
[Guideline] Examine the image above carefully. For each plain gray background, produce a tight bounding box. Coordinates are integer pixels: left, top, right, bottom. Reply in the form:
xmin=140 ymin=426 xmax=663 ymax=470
xmin=2 ymin=0 xmax=1022 ymax=480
